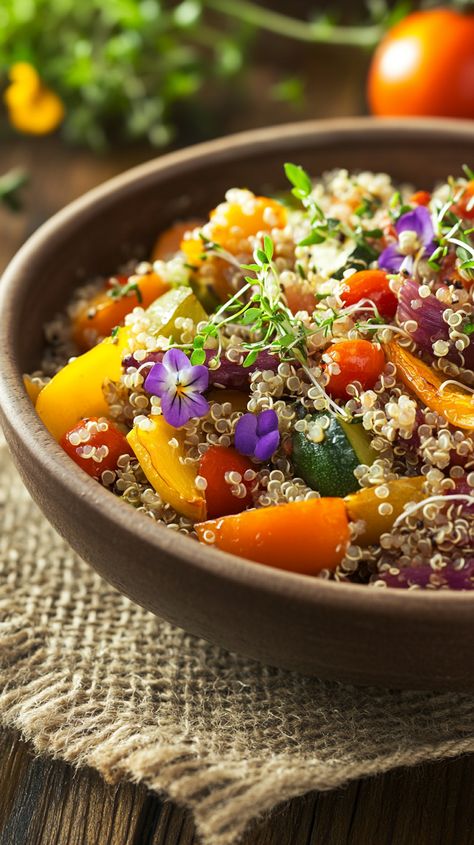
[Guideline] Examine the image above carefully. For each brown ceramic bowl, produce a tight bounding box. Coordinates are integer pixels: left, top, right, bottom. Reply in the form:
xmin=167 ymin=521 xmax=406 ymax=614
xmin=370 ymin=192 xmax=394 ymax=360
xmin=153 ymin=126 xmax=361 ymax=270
xmin=1 ymin=118 xmax=474 ymax=690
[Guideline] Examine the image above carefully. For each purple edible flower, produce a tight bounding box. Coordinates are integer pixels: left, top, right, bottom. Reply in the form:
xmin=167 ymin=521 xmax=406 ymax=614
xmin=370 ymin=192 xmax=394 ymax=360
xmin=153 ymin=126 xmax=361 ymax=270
xmin=235 ymin=409 xmax=280 ymax=462
xmin=379 ymin=206 xmax=436 ymax=273
xmin=125 ymin=349 xmax=278 ymax=391
xmin=144 ymin=348 xmax=209 ymax=428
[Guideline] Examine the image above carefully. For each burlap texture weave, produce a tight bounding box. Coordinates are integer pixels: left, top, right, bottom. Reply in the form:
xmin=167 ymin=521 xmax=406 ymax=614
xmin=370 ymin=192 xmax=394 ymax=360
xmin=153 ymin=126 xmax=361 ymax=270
xmin=2 ymin=434 xmax=474 ymax=844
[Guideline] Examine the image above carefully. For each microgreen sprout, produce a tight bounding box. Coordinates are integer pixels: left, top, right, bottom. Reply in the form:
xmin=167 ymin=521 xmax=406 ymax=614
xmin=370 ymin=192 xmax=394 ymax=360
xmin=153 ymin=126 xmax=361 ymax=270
xmin=108 ymin=277 xmax=143 ymax=304
xmin=284 ymin=162 xmax=341 ymax=247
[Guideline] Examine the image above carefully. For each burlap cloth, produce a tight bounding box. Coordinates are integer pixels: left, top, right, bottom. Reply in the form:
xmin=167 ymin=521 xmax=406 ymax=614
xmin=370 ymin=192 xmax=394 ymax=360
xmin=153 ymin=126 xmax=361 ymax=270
xmin=2 ymin=433 xmax=474 ymax=844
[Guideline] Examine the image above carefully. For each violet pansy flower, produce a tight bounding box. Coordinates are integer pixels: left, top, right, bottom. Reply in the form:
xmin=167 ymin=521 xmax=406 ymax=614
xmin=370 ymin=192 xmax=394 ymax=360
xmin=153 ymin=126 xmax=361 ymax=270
xmin=378 ymin=206 xmax=436 ymax=273
xmin=144 ymin=348 xmax=209 ymax=428
xmin=235 ymin=409 xmax=280 ymax=462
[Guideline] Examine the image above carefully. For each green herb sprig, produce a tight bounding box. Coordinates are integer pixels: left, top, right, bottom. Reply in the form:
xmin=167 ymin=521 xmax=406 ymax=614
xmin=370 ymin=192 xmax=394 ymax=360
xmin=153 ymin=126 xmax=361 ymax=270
xmin=107 ymin=277 xmax=143 ymax=304
xmin=0 ymin=168 xmax=28 ymax=212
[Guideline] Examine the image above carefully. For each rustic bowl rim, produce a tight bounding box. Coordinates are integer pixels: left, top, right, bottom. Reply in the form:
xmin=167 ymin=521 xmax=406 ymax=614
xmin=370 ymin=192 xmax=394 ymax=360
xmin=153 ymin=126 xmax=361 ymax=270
xmin=2 ymin=115 xmax=474 ymax=623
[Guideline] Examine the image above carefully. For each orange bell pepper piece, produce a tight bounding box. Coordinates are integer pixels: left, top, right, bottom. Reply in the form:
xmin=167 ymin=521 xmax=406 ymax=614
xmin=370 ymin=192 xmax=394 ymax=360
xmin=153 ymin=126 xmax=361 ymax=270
xmin=181 ymin=195 xmax=287 ymax=267
xmin=387 ymin=340 xmax=474 ymax=430
xmin=181 ymin=195 xmax=287 ymax=302
xmin=73 ymin=271 xmax=170 ymax=352
xmin=196 ymin=497 xmax=349 ymax=574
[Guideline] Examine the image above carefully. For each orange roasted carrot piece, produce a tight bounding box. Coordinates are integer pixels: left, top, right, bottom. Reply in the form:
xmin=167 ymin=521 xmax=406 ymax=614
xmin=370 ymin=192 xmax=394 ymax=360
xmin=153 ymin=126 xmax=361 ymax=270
xmin=196 ymin=497 xmax=349 ymax=574
xmin=151 ymin=219 xmax=203 ymax=262
xmin=73 ymin=271 xmax=169 ymax=351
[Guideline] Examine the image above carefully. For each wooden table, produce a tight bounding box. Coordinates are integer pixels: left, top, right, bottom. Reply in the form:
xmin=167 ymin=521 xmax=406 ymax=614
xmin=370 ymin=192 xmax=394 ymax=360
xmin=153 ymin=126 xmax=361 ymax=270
xmin=1 ymin=62 xmax=474 ymax=843
xmin=2 ymin=726 xmax=474 ymax=844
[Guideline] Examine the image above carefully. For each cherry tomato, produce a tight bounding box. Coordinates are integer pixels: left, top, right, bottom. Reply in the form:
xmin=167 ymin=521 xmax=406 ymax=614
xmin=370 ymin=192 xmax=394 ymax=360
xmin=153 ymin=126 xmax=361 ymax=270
xmin=199 ymin=445 xmax=256 ymax=519
xmin=340 ymin=270 xmax=398 ymax=320
xmin=452 ymin=180 xmax=474 ymax=221
xmin=60 ymin=417 xmax=133 ymax=480
xmin=324 ymin=340 xmax=385 ymax=399
xmin=410 ymin=191 xmax=431 ymax=207
xmin=368 ymin=10 xmax=474 ymax=119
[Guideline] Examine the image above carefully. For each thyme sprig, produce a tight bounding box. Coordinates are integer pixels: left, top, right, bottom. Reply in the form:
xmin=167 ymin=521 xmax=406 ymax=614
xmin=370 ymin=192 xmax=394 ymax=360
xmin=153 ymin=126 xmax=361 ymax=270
xmin=284 ymin=162 xmax=341 ymax=247
xmin=190 ymin=234 xmax=311 ymax=367
xmin=185 ymin=233 xmax=348 ymax=417
xmin=284 ymin=161 xmax=383 ymax=276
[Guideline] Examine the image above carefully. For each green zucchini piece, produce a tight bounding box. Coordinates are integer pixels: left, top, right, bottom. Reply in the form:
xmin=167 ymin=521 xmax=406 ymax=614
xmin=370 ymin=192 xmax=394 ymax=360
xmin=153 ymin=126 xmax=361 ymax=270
xmin=292 ymin=412 xmax=375 ymax=497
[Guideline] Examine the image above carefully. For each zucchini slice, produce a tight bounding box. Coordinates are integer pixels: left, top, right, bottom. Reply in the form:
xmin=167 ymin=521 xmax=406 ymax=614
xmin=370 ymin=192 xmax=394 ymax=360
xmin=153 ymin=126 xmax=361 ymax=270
xmin=292 ymin=412 xmax=375 ymax=497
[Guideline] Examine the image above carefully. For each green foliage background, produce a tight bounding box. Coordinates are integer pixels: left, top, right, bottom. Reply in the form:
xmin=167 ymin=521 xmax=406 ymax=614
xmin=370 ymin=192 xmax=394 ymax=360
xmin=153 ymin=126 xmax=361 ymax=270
xmin=0 ymin=0 xmax=252 ymax=148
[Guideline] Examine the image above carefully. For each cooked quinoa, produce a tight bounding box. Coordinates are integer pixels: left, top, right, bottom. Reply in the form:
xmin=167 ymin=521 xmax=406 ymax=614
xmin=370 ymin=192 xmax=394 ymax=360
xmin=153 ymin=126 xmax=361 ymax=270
xmin=29 ymin=165 xmax=474 ymax=588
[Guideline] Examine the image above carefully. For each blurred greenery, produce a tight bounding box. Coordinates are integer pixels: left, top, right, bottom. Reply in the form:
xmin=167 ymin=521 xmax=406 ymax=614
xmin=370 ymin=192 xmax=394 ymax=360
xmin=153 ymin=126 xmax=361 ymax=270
xmin=0 ymin=167 xmax=28 ymax=211
xmin=0 ymin=0 xmax=436 ymax=150
xmin=0 ymin=0 xmax=254 ymax=148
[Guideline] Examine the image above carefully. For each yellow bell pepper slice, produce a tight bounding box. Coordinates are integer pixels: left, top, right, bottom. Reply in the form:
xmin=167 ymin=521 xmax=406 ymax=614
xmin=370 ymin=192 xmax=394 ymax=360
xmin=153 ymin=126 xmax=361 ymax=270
xmin=127 ymin=415 xmax=206 ymax=521
xmin=387 ymin=340 xmax=474 ymax=430
xmin=36 ymin=334 xmax=126 ymax=441
xmin=345 ymin=476 xmax=426 ymax=546
xmin=23 ymin=374 xmax=43 ymax=406
xmin=36 ymin=287 xmax=207 ymax=441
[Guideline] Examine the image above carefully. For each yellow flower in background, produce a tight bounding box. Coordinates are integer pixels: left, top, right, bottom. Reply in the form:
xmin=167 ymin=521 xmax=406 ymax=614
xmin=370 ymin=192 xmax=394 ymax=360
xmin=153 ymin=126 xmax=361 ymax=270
xmin=4 ymin=62 xmax=64 ymax=135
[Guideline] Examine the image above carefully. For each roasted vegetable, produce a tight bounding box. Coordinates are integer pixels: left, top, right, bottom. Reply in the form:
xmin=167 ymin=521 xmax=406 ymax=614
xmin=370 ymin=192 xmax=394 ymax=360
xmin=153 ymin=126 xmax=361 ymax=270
xmin=145 ymin=286 xmax=207 ymax=339
xmin=73 ymin=271 xmax=170 ymax=352
xmin=36 ymin=334 xmax=126 ymax=440
xmin=151 ymin=220 xmax=203 ymax=262
xmin=127 ymin=415 xmax=206 ymax=521
xmin=181 ymin=194 xmax=287 ymax=266
xmin=196 ymin=497 xmax=350 ymax=574
xmin=387 ymin=340 xmax=474 ymax=430
xmin=60 ymin=417 xmax=133 ymax=480
xmin=345 ymin=476 xmax=426 ymax=545
xmin=23 ymin=374 xmax=43 ymax=405
xmin=199 ymin=445 xmax=255 ymax=518
xmin=341 ymin=269 xmax=398 ymax=319
xmin=376 ymin=559 xmax=474 ymax=589
xmin=37 ymin=287 xmax=206 ymax=441
xmin=324 ymin=339 xmax=385 ymax=399
xmin=292 ymin=413 xmax=375 ymax=497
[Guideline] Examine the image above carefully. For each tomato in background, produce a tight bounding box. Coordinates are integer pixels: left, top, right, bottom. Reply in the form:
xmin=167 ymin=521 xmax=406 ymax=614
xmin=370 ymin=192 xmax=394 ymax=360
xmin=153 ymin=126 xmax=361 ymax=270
xmin=368 ymin=9 xmax=474 ymax=119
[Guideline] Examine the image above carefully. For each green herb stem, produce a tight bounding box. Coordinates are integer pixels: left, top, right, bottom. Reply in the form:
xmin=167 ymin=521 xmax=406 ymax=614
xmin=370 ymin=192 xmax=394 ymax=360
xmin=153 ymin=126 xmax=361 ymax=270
xmin=204 ymin=0 xmax=383 ymax=48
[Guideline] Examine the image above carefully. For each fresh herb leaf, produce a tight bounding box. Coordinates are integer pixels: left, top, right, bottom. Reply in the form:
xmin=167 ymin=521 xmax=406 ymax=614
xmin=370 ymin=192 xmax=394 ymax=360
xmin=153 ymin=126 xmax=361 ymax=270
xmin=243 ymin=350 xmax=258 ymax=367
xmin=191 ymin=348 xmax=206 ymax=365
xmin=284 ymin=162 xmax=312 ymax=197
xmin=462 ymin=164 xmax=474 ymax=181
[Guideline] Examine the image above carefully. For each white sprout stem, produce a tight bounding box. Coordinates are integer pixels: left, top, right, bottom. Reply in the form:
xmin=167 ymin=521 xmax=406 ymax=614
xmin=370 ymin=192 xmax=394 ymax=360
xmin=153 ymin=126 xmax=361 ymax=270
xmin=203 ymin=244 xmax=244 ymax=271
xmin=440 ymin=379 xmax=474 ymax=396
xmin=294 ymin=350 xmax=351 ymax=420
xmin=393 ymin=494 xmax=474 ymax=530
xmin=355 ymin=322 xmax=411 ymax=339
xmin=448 ymin=237 xmax=474 ymax=260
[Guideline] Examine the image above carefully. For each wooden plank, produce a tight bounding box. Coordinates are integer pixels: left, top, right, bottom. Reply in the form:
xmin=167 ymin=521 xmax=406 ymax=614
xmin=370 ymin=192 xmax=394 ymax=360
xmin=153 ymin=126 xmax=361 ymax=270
xmin=2 ymin=728 xmax=474 ymax=845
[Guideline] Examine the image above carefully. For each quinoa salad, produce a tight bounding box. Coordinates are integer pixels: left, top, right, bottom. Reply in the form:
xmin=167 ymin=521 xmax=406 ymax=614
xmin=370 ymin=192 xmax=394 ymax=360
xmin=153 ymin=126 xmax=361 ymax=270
xmin=27 ymin=163 xmax=474 ymax=589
